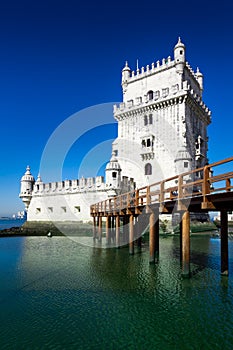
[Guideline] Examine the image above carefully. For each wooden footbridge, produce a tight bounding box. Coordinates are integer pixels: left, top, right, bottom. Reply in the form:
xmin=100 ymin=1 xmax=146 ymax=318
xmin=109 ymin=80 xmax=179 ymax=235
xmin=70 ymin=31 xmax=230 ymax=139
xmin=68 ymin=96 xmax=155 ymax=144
xmin=90 ymin=156 xmax=233 ymax=277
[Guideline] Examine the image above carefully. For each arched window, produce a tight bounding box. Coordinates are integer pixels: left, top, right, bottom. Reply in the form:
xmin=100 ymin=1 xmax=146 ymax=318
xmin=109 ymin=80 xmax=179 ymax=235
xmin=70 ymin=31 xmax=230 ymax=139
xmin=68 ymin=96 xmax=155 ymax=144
xmin=148 ymin=90 xmax=154 ymax=100
xmin=144 ymin=115 xmax=148 ymax=126
xmin=145 ymin=163 xmax=152 ymax=175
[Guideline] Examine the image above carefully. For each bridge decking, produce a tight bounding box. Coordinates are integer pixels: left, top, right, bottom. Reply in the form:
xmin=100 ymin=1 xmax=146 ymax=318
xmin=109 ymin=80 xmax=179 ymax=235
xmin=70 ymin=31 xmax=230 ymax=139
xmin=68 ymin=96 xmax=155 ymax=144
xmin=90 ymin=156 xmax=233 ymax=278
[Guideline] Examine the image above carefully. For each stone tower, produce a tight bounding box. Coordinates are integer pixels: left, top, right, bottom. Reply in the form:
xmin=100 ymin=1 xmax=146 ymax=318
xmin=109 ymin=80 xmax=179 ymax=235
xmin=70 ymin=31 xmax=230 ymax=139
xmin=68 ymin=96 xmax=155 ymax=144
xmin=112 ymin=38 xmax=211 ymax=188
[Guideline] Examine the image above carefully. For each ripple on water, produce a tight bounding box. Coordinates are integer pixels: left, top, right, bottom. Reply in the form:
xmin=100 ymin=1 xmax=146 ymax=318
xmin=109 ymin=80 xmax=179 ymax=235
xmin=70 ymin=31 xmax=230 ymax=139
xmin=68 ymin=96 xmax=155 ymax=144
xmin=0 ymin=236 xmax=233 ymax=349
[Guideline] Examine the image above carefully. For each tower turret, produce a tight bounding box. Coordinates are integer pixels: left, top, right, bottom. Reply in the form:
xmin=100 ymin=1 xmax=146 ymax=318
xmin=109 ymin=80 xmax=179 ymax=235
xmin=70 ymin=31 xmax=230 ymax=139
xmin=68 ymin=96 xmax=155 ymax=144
xmin=105 ymin=151 xmax=122 ymax=193
xmin=35 ymin=173 xmax=43 ymax=184
xmin=195 ymin=67 xmax=204 ymax=95
xmin=174 ymin=37 xmax=186 ymax=74
xmin=121 ymin=61 xmax=131 ymax=93
xmin=19 ymin=166 xmax=35 ymax=211
xmin=174 ymin=147 xmax=192 ymax=174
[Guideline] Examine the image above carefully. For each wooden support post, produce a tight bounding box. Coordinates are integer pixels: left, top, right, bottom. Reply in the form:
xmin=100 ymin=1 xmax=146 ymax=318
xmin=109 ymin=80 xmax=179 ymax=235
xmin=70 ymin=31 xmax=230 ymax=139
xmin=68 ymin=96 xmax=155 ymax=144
xmin=93 ymin=216 xmax=97 ymax=240
xmin=221 ymin=210 xmax=229 ymax=276
xmin=116 ymin=215 xmax=120 ymax=248
xmin=106 ymin=216 xmax=111 ymax=245
xmin=98 ymin=216 xmax=102 ymax=242
xmin=179 ymin=219 xmax=182 ymax=262
xmin=149 ymin=211 xmax=159 ymax=264
xmin=155 ymin=215 xmax=159 ymax=262
xmin=129 ymin=215 xmax=134 ymax=255
xmin=181 ymin=211 xmax=190 ymax=278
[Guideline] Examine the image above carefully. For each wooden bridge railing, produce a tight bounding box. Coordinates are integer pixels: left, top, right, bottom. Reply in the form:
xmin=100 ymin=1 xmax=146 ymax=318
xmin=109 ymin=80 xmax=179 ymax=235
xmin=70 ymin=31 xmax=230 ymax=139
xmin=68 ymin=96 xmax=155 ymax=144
xmin=90 ymin=156 xmax=233 ymax=215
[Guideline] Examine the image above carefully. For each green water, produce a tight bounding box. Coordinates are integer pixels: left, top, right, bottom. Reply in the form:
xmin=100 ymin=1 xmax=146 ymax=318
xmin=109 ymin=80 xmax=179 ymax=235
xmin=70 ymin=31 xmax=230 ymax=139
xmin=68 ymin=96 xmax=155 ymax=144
xmin=0 ymin=235 xmax=233 ymax=349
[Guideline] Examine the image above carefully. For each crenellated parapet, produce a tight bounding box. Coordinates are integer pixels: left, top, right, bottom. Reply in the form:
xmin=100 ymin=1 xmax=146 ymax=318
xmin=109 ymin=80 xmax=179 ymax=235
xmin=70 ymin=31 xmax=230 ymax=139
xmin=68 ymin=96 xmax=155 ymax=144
xmin=186 ymin=88 xmax=211 ymax=118
xmin=122 ymin=48 xmax=200 ymax=86
xmin=33 ymin=176 xmax=104 ymax=195
xmin=185 ymin=61 xmax=197 ymax=80
xmin=31 ymin=174 xmax=135 ymax=197
xmin=114 ymin=81 xmax=211 ymax=121
xmin=124 ymin=57 xmax=176 ymax=85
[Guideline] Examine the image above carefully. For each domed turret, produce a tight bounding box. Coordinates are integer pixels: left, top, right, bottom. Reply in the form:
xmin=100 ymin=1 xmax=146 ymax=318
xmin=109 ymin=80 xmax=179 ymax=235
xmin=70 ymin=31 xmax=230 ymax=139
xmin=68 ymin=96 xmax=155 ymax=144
xmin=35 ymin=173 xmax=43 ymax=184
xmin=19 ymin=166 xmax=35 ymax=211
xmin=121 ymin=61 xmax=131 ymax=93
xmin=174 ymin=147 xmax=192 ymax=173
xmin=105 ymin=151 xmax=122 ymax=190
xmin=195 ymin=67 xmax=204 ymax=94
xmin=174 ymin=37 xmax=186 ymax=74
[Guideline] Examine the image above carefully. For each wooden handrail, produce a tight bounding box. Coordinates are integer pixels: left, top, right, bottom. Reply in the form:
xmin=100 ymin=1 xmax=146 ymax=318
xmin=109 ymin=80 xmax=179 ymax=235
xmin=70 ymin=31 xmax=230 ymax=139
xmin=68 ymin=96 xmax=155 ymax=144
xmin=90 ymin=156 xmax=233 ymax=214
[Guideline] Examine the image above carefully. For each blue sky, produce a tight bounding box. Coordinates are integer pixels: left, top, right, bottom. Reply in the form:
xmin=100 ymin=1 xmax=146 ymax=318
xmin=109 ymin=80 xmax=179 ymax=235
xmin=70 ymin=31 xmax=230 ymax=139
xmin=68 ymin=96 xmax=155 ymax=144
xmin=0 ymin=0 xmax=233 ymax=216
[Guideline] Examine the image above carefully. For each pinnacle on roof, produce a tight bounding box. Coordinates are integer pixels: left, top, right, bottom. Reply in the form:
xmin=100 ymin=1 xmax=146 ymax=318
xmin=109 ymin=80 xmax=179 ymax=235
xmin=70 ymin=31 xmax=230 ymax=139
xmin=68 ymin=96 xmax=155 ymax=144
xmin=196 ymin=67 xmax=203 ymax=76
xmin=122 ymin=61 xmax=131 ymax=71
xmin=106 ymin=151 xmax=121 ymax=171
xmin=26 ymin=165 xmax=31 ymax=174
xmin=21 ymin=165 xmax=34 ymax=181
xmin=174 ymin=36 xmax=185 ymax=49
xmin=35 ymin=174 xmax=43 ymax=184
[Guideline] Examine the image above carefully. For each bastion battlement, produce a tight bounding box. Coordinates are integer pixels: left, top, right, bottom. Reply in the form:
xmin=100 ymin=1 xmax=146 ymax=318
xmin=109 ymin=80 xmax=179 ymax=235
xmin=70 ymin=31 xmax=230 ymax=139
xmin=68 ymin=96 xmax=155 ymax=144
xmin=32 ymin=175 xmax=134 ymax=196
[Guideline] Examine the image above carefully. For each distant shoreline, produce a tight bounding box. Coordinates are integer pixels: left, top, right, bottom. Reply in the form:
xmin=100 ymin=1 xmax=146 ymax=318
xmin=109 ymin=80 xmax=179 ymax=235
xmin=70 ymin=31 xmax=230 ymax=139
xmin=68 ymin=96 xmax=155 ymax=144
xmin=0 ymin=220 xmax=219 ymax=238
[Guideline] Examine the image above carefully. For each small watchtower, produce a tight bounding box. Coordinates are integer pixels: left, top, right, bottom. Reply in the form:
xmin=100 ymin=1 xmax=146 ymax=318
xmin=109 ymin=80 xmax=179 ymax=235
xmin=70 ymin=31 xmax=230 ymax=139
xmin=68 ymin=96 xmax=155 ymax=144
xmin=19 ymin=166 xmax=35 ymax=211
xmin=105 ymin=151 xmax=122 ymax=190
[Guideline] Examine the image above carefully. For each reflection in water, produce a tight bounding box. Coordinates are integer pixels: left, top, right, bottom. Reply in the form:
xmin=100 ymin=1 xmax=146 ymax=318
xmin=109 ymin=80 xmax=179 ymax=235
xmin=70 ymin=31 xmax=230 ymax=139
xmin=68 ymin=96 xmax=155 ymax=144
xmin=0 ymin=236 xmax=232 ymax=349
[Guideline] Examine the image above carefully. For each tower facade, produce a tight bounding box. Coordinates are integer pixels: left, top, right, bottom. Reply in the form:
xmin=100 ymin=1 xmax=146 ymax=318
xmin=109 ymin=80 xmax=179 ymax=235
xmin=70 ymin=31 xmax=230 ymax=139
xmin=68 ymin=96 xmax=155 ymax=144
xmin=112 ymin=38 xmax=211 ymax=187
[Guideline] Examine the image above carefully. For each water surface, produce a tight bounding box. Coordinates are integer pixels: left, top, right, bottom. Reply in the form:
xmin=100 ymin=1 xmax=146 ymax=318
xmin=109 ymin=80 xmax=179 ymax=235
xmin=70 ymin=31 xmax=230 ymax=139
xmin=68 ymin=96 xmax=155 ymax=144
xmin=0 ymin=235 xmax=233 ymax=349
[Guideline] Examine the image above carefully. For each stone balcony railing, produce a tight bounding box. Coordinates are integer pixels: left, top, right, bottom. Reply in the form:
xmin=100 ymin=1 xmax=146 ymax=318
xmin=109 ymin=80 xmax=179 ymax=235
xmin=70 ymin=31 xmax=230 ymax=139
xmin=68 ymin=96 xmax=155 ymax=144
xmin=113 ymin=84 xmax=211 ymax=117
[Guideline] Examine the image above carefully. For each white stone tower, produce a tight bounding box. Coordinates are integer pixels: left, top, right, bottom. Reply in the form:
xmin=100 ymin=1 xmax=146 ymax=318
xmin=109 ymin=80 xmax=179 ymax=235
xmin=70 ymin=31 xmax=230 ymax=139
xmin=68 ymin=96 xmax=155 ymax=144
xmin=19 ymin=166 xmax=35 ymax=211
xmin=112 ymin=38 xmax=211 ymax=188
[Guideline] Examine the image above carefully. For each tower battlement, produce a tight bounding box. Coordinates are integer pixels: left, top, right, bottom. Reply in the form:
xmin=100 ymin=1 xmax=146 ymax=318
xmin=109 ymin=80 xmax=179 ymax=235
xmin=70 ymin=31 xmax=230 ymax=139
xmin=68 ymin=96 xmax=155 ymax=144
xmin=33 ymin=176 xmax=106 ymax=195
xmin=121 ymin=39 xmax=205 ymax=106
xmin=31 ymin=174 xmax=134 ymax=197
xmin=113 ymin=82 xmax=211 ymax=119
xmin=127 ymin=57 xmax=176 ymax=83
